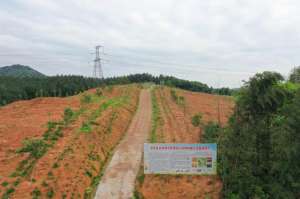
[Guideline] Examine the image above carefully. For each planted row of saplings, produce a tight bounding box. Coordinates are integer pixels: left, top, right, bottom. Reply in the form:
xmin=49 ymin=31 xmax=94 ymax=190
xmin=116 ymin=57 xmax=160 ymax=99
xmin=1 ymin=107 xmax=79 ymax=199
xmin=1 ymin=91 xmax=104 ymax=199
xmin=83 ymin=96 xmax=131 ymax=199
xmin=80 ymin=95 xmax=128 ymax=134
xmin=29 ymin=94 xmax=129 ymax=198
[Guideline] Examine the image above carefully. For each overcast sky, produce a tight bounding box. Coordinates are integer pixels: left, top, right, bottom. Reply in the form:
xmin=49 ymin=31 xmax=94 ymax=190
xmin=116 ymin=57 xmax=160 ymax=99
xmin=0 ymin=0 xmax=299 ymax=87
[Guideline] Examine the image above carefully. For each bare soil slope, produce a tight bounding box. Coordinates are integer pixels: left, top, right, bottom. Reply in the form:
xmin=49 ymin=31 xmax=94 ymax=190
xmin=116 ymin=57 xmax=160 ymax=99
xmin=95 ymin=89 xmax=151 ymax=199
xmin=0 ymin=85 xmax=141 ymax=198
xmin=137 ymin=86 xmax=234 ymax=199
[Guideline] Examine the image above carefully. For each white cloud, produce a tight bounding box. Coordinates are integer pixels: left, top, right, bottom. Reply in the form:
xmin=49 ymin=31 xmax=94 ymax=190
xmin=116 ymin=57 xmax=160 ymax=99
xmin=0 ymin=0 xmax=299 ymax=87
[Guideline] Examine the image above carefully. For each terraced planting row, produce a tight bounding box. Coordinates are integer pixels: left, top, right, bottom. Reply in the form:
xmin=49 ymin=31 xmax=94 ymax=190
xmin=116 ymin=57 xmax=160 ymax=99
xmin=0 ymin=85 xmax=140 ymax=199
xmin=134 ymin=86 xmax=234 ymax=199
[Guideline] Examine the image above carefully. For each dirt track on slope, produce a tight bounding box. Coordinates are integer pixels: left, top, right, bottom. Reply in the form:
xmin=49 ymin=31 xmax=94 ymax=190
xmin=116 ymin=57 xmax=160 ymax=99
xmin=94 ymin=89 xmax=151 ymax=199
xmin=138 ymin=87 xmax=234 ymax=199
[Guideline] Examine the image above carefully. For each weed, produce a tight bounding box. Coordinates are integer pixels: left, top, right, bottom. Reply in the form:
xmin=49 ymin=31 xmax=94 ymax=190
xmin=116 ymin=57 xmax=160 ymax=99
xmin=44 ymin=126 xmax=63 ymax=141
xmin=47 ymin=188 xmax=54 ymax=198
xmin=80 ymin=122 xmax=92 ymax=133
xmin=63 ymin=107 xmax=74 ymax=124
xmin=170 ymin=89 xmax=185 ymax=105
xmin=2 ymin=187 xmax=15 ymax=199
xmin=42 ymin=181 xmax=48 ymax=187
xmin=1 ymin=181 xmax=8 ymax=187
xmin=88 ymin=152 xmax=100 ymax=161
xmin=81 ymin=94 xmax=92 ymax=104
xmin=16 ymin=139 xmax=49 ymax=159
xmin=13 ymin=158 xmax=36 ymax=177
xmin=52 ymin=162 xmax=59 ymax=168
xmin=132 ymin=189 xmax=143 ymax=199
xmin=31 ymin=187 xmax=41 ymax=199
xmin=83 ymin=187 xmax=93 ymax=199
xmin=106 ymin=112 xmax=117 ymax=134
xmin=13 ymin=178 xmax=20 ymax=186
xmin=46 ymin=121 xmax=58 ymax=132
xmin=85 ymin=170 xmax=93 ymax=178
xmin=170 ymin=89 xmax=178 ymax=101
xmin=62 ymin=193 xmax=67 ymax=199
xmin=137 ymin=173 xmax=145 ymax=184
xmin=47 ymin=171 xmax=54 ymax=178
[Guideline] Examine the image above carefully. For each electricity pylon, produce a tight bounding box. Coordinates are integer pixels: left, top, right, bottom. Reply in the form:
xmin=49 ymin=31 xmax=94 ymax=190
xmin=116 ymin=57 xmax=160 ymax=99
xmin=93 ymin=45 xmax=103 ymax=79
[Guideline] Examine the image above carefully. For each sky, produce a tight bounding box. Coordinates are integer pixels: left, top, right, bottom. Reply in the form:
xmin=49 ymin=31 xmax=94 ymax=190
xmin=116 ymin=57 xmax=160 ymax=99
xmin=0 ymin=0 xmax=299 ymax=88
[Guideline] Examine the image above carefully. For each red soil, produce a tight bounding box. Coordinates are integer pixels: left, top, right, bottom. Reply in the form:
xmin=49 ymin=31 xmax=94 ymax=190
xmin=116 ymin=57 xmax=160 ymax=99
xmin=138 ymin=86 xmax=234 ymax=199
xmin=0 ymin=85 xmax=140 ymax=198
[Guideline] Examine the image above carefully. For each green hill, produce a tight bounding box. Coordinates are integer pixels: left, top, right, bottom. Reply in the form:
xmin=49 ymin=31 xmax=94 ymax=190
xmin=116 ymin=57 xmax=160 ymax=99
xmin=0 ymin=64 xmax=46 ymax=78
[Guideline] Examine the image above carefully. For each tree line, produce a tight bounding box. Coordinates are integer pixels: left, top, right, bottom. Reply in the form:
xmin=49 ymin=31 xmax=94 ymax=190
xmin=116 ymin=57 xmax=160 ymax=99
xmin=0 ymin=73 xmax=232 ymax=106
xmin=201 ymin=67 xmax=300 ymax=198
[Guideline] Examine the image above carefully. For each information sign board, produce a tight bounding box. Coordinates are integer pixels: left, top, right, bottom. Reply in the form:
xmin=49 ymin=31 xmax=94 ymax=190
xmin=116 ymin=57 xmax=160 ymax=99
xmin=144 ymin=143 xmax=217 ymax=175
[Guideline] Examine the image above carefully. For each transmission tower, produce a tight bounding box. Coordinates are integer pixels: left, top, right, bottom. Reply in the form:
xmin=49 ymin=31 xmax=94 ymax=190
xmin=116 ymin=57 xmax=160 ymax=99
xmin=93 ymin=45 xmax=103 ymax=79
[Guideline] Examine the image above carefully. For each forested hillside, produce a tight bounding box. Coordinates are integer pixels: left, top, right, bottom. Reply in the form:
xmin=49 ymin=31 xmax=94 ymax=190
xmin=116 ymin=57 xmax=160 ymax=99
xmin=0 ymin=73 xmax=232 ymax=106
xmin=0 ymin=64 xmax=46 ymax=78
xmin=201 ymin=67 xmax=300 ymax=198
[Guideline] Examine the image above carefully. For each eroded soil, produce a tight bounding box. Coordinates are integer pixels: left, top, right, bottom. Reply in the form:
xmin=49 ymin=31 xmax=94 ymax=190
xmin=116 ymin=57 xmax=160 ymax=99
xmin=0 ymin=85 xmax=140 ymax=198
xmin=137 ymin=86 xmax=234 ymax=199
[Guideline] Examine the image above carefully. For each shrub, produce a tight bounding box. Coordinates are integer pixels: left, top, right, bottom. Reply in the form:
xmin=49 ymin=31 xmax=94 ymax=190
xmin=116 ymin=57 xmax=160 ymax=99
xmin=17 ymin=139 xmax=49 ymax=158
xmin=202 ymin=121 xmax=220 ymax=143
xmin=191 ymin=113 xmax=203 ymax=127
xmin=96 ymin=88 xmax=103 ymax=96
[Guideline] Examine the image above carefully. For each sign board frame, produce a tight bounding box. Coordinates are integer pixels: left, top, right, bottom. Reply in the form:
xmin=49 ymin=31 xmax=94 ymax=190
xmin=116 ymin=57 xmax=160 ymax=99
xmin=144 ymin=143 xmax=217 ymax=175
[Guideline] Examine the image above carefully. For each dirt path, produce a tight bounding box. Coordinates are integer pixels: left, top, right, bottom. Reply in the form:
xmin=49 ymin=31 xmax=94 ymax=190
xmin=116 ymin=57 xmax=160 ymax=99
xmin=94 ymin=89 xmax=152 ymax=199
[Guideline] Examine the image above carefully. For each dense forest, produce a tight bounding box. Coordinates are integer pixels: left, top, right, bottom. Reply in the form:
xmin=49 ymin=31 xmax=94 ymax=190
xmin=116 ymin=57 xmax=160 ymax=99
xmin=0 ymin=73 xmax=232 ymax=106
xmin=202 ymin=67 xmax=300 ymax=198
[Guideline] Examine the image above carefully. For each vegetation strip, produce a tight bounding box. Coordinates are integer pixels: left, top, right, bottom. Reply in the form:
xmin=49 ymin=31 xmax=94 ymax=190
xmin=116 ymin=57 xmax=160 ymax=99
xmin=150 ymin=88 xmax=161 ymax=143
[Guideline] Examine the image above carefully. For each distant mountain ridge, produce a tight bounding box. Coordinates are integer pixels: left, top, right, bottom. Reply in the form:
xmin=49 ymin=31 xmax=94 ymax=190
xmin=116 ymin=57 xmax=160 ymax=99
xmin=0 ymin=64 xmax=46 ymax=78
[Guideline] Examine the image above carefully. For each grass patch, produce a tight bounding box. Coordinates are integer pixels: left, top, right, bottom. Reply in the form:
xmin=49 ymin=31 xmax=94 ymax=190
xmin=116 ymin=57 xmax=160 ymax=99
xmin=80 ymin=122 xmax=92 ymax=133
xmin=150 ymin=89 xmax=161 ymax=143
